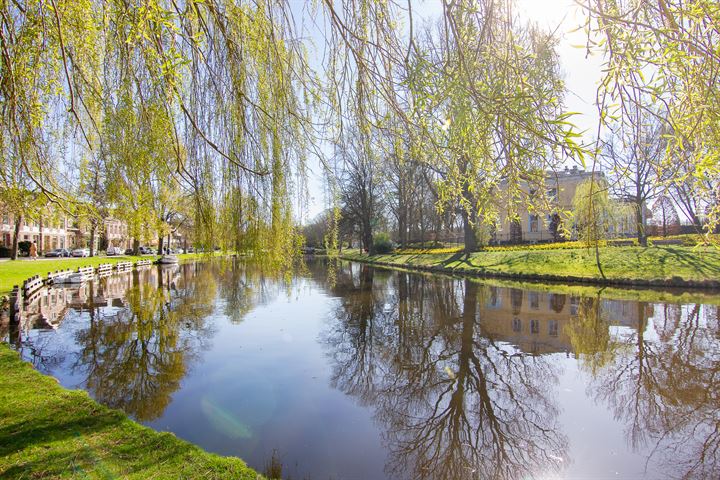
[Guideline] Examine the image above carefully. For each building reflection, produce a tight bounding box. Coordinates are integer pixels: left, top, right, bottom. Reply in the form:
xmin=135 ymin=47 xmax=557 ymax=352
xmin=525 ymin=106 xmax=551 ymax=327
xmin=320 ymin=262 xmax=704 ymax=480
xmin=323 ymin=265 xmax=570 ymax=479
xmin=16 ymin=263 xmax=213 ymax=421
xmin=586 ymin=302 xmax=720 ymax=478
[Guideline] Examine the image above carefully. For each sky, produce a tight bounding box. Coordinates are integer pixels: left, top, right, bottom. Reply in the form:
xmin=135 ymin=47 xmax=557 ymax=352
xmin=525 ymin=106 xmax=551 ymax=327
xmin=296 ymin=0 xmax=606 ymax=222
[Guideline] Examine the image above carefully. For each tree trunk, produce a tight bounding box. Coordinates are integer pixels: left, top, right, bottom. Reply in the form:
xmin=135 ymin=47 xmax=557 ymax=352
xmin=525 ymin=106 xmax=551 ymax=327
xmin=462 ymin=209 xmax=477 ymax=254
xmin=133 ymin=238 xmax=140 ymax=256
xmin=460 ymin=168 xmax=477 ymax=253
xmin=158 ymin=235 xmax=164 ymax=255
xmin=89 ymin=223 xmax=97 ymax=257
xmin=635 ymin=201 xmax=647 ymax=246
xmin=39 ymin=217 xmax=44 ymax=255
xmin=11 ymin=215 xmax=23 ymax=260
xmin=398 ymin=209 xmax=407 ymax=248
xmin=420 ymin=202 xmax=425 ymax=247
xmin=362 ymin=220 xmax=373 ymax=254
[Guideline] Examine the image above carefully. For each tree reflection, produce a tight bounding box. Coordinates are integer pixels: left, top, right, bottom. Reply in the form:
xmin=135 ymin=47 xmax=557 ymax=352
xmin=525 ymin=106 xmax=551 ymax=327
xmin=566 ymin=296 xmax=626 ymax=374
xmin=324 ymin=268 xmax=567 ymax=479
xmin=587 ymin=302 xmax=720 ymax=478
xmin=74 ymin=265 xmax=214 ymax=421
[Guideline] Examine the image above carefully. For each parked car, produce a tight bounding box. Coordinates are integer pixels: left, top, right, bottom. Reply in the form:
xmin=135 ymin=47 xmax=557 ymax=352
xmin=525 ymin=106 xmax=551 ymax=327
xmin=125 ymin=248 xmax=134 ymax=255
xmin=106 ymin=246 xmax=120 ymax=256
xmin=138 ymin=246 xmax=154 ymax=255
xmin=72 ymin=248 xmax=90 ymax=257
xmin=45 ymin=248 xmax=71 ymax=258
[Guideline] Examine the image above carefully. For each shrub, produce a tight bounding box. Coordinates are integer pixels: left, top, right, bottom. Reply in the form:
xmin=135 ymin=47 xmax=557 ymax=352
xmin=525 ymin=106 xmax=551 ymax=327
xmin=373 ymin=233 xmax=394 ymax=254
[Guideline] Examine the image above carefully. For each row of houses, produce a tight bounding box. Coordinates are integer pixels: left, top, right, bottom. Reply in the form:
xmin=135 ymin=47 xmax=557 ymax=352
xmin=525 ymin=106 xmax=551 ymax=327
xmin=0 ymin=214 xmax=132 ymax=253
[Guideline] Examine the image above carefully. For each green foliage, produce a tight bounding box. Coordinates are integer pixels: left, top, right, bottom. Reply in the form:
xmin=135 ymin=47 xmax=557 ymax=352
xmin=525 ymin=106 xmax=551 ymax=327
xmin=588 ymin=0 xmax=720 ymax=233
xmin=372 ymin=232 xmax=394 ymax=254
xmin=572 ymin=177 xmax=616 ymax=246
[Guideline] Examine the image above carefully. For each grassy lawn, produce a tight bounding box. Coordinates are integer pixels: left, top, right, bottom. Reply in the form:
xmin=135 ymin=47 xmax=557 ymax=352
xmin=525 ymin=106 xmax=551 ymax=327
xmin=341 ymin=245 xmax=720 ymax=287
xmin=0 ymin=344 xmax=259 ymax=479
xmin=0 ymin=253 xmax=226 ymax=296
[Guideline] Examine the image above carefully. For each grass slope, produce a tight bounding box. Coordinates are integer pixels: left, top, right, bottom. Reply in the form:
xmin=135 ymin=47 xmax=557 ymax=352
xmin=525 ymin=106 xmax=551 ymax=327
xmin=0 ymin=253 xmax=222 ymax=295
xmin=342 ymin=245 xmax=720 ymax=288
xmin=0 ymin=344 xmax=260 ymax=479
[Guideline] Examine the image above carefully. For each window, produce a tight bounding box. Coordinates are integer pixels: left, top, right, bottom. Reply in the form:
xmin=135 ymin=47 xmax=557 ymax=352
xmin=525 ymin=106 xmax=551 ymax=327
xmin=512 ymin=317 xmax=521 ymax=332
xmin=511 ymin=289 xmax=523 ymax=312
xmin=549 ymin=294 xmax=566 ymax=313
xmin=529 ymin=292 xmax=539 ymax=310
xmin=2 ymin=214 xmax=8 ymax=224
xmin=487 ymin=287 xmax=499 ymax=308
xmin=530 ymin=319 xmax=540 ymax=334
xmin=549 ymin=320 xmax=558 ymax=337
xmin=529 ymin=214 xmax=539 ymax=233
xmin=547 ymin=188 xmax=558 ymax=202
xmin=570 ymin=296 xmax=579 ymax=315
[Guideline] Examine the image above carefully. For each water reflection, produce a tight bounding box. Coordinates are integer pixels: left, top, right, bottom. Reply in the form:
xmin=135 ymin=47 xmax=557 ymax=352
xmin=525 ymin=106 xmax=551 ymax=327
xmin=73 ymin=266 xmax=215 ymax=420
xmin=587 ymin=303 xmax=720 ymax=478
xmin=324 ymin=266 xmax=566 ymax=479
xmin=15 ymin=264 xmax=217 ymax=421
xmin=7 ymin=259 xmax=720 ymax=479
xmin=317 ymin=261 xmax=720 ymax=478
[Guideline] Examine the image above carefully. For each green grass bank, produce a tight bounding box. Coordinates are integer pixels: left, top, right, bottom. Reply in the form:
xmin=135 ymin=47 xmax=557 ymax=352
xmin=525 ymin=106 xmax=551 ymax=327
xmin=0 ymin=253 xmax=223 ymax=296
xmin=341 ymin=245 xmax=720 ymax=289
xmin=0 ymin=344 xmax=259 ymax=479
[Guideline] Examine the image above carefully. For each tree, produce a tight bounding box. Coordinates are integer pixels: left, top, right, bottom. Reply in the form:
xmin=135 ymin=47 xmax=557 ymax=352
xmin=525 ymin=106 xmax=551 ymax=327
xmin=651 ymin=196 xmax=680 ymax=237
xmin=572 ymin=177 xmax=616 ymax=245
xmin=601 ymin=102 xmax=666 ymax=246
xmin=586 ymin=0 xmax=720 ymax=234
xmin=337 ymin=129 xmax=383 ymax=253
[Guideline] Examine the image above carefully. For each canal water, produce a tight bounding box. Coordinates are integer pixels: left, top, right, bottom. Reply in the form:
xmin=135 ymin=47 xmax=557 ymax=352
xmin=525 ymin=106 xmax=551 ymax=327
xmin=4 ymin=259 xmax=719 ymax=479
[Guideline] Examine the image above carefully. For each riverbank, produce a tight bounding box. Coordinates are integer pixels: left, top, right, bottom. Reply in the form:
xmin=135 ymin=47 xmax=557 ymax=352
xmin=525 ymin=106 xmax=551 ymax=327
xmin=340 ymin=245 xmax=720 ymax=289
xmin=0 ymin=344 xmax=258 ymax=479
xmin=0 ymin=253 xmax=224 ymax=295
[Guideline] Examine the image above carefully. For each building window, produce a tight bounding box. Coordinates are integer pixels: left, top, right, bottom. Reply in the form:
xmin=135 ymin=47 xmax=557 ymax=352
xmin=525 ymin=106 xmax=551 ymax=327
xmin=512 ymin=317 xmax=521 ymax=332
xmin=511 ymin=289 xmax=523 ymax=313
xmin=570 ymin=296 xmax=579 ymax=315
xmin=487 ymin=287 xmax=499 ymax=308
xmin=549 ymin=294 xmax=566 ymax=313
xmin=531 ymin=319 xmax=540 ymax=334
xmin=529 ymin=292 xmax=539 ymax=310
xmin=547 ymin=188 xmax=558 ymax=202
xmin=529 ymin=214 xmax=539 ymax=233
xmin=549 ymin=320 xmax=558 ymax=337
xmin=2 ymin=214 xmax=8 ymax=224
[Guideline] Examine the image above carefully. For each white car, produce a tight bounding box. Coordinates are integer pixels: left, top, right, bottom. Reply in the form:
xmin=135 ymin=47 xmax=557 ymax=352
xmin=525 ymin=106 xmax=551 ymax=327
xmin=72 ymin=248 xmax=90 ymax=257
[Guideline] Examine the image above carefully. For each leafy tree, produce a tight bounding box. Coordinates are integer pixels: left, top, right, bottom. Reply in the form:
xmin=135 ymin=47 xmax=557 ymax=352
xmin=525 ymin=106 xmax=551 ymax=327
xmin=572 ymin=177 xmax=615 ymax=246
xmin=586 ymin=0 xmax=720 ymax=234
